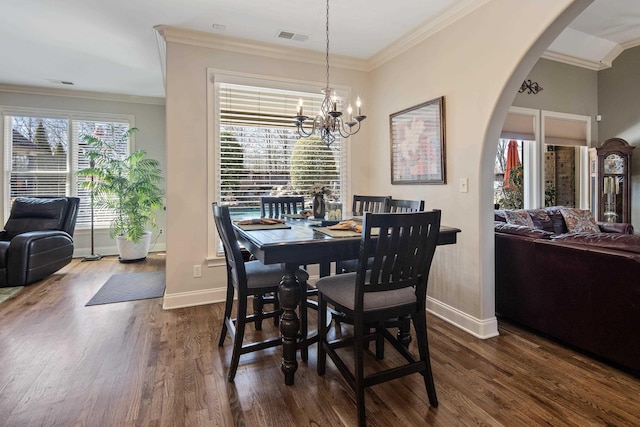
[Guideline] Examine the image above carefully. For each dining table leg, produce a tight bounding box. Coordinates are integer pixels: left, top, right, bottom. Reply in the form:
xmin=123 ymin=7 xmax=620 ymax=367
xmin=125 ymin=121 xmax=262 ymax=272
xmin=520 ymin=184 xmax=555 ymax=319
xmin=279 ymin=262 xmax=301 ymax=385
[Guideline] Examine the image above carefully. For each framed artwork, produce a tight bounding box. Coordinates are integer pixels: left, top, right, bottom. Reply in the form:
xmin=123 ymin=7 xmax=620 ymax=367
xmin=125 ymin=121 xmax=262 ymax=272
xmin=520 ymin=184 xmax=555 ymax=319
xmin=390 ymin=96 xmax=446 ymax=184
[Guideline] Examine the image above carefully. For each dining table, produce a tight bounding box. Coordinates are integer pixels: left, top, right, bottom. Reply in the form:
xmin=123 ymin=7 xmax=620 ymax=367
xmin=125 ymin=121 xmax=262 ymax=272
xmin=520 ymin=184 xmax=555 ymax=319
xmin=232 ymin=216 xmax=461 ymax=385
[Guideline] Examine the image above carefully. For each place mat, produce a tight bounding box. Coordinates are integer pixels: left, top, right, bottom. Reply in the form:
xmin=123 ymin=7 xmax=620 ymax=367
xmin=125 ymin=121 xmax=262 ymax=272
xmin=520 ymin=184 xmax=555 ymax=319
xmin=86 ymin=271 xmax=165 ymax=306
xmin=314 ymin=227 xmax=379 ymax=238
xmin=236 ymin=223 xmax=291 ymax=231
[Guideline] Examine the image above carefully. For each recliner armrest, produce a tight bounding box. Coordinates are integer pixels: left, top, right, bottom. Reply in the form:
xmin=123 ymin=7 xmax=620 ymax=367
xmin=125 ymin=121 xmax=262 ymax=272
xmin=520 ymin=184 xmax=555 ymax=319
xmin=7 ymin=230 xmax=73 ymax=286
xmin=597 ymin=221 xmax=634 ymax=234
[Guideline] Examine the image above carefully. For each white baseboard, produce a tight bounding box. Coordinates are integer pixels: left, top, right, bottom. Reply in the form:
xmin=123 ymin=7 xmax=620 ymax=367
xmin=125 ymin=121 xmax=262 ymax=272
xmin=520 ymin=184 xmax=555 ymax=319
xmin=427 ymin=296 xmax=499 ymax=339
xmin=160 ymin=276 xmax=499 ymax=340
xmin=73 ymin=244 xmax=166 ymax=258
xmin=163 ymin=286 xmax=227 ymax=309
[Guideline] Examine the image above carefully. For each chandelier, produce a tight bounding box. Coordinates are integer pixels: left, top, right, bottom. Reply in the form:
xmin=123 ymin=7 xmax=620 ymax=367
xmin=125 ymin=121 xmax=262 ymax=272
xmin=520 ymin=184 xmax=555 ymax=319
xmin=293 ymin=0 xmax=366 ymax=146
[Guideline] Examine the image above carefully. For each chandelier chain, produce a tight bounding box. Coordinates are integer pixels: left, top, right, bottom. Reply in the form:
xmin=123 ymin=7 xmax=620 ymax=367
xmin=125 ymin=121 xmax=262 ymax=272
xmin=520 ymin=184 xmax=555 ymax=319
xmin=325 ymin=0 xmax=330 ymax=90
xmin=293 ymin=0 xmax=366 ymax=146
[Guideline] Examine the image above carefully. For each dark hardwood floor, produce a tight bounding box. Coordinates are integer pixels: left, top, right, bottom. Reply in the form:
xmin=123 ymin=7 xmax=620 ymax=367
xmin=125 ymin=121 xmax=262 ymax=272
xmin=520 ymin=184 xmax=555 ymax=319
xmin=0 ymin=254 xmax=638 ymax=426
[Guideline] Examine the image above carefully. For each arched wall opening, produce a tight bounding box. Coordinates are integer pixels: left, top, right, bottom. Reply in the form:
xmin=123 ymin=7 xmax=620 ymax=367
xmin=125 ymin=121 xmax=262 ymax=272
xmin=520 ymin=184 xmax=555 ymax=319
xmin=479 ymin=0 xmax=594 ymax=323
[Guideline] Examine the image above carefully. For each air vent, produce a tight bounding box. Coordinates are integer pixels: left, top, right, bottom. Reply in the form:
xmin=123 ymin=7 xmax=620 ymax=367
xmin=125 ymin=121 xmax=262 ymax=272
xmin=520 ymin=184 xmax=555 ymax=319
xmin=277 ymin=30 xmax=309 ymax=42
xmin=278 ymin=31 xmax=295 ymax=39
xmin=46 ymin=79 xmax=75 ymax=86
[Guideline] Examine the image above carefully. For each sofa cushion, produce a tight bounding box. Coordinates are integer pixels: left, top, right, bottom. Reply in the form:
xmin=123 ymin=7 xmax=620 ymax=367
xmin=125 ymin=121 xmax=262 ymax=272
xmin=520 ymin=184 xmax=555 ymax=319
xmin=495 ymin=222 xmax=553 ymax=239
xmin=504 ymin=209 xmax=534 ymax=228
xmin=560 ymin=208 xmax=600 ymax=233
xmin=528 ymin=209 xmax=554 ymax=232
xmin=545 ymin=206 xmax=569 ymax=234
xmin=552 ymin=232 xmax=640 ymax=254
xmin=3 ymin=198 xmax=68 ymax=239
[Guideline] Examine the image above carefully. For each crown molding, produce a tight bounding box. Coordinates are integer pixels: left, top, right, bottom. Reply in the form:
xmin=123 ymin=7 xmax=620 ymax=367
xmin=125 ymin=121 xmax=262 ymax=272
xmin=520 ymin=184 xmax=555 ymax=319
xmin=0 ymin=83 xmax=165 ymax=105
xmin=367 ymin=0 xmax=491 ymax=70
xmin=539 ymin=50 xmax=612 ymax=71
xmin=155 ymin=25 xmax=369 ymax=72
xmin=621 ymin=36 xmax=640 ymax=51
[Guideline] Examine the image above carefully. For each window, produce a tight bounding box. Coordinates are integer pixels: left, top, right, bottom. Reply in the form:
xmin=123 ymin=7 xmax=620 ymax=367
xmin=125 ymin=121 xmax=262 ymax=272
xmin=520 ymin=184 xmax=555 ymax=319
xmin=217 ymin=82 xmax=344 ymax=213
xmin=3 ymin=109 xmax=132 ymax=228
xmin=496 ymin=107 xmax=591 ymax=210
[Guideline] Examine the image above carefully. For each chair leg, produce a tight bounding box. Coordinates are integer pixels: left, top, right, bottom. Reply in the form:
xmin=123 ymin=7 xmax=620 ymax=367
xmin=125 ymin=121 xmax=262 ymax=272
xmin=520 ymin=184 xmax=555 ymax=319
xmin=253 ymin=294 xmax=264 ymax=331
xmin=218 ymin=284 xmax=234 ymax=347
xmin=317 ymin=294 xmax=328 ymax=376
xmin=354 ymin=319 xmax=367 ymax=427
xmin=413 ymin=310 xmax=438 ymax=407
xmin=228 ymin=294 xmax=248 ymax=382
xmin=397 ymin=315 xmax=412 ymax=347
xmin=375 ymin=322 xmax=385 ymax=360
xmin=299 ymin=283 xmax=309 ymax=362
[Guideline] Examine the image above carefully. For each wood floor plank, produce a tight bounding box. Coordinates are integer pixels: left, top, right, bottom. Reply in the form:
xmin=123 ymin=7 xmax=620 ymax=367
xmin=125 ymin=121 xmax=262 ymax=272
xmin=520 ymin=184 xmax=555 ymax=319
xmin=0 ymin=253 xmax=639 ymax=426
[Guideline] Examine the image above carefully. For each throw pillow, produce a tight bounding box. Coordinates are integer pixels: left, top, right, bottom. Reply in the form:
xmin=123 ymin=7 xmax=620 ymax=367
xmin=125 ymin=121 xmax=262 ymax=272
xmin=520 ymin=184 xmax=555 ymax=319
xmin=560 ymin=208 xmax=601 ymax=233
xmin=504 ymin=209 xmax=534 ymax=228
xmin=528 ymin=209 xmax=554 ymax=232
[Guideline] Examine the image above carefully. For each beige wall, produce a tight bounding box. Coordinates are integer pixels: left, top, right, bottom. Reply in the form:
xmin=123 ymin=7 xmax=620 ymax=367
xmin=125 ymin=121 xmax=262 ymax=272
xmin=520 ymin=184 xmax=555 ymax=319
xmin=163 ymin=40 xmax=369 ymax=307
xmin=162 ymin=0 xmax=593 ymax=335
xmin=598 ymin=46 xmax=640 ymax=228
xmin=514 ymin=58 xmax=599 ymax=145
xmin=368 ymin=0 xmax=591 ymax=334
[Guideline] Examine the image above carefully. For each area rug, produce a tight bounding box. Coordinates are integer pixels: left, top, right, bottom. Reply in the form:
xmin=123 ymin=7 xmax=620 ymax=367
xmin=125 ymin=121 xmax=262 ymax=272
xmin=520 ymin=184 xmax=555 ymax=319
xmin=86 ymin=271 xmax=165 ymax=306
xmin=0 ymin=286 xmax=23 ymax=304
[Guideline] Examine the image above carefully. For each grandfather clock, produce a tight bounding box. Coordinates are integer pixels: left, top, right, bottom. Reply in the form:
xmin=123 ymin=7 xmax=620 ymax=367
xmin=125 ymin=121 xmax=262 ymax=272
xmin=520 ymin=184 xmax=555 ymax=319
xmin=589 ymin=138 xmax=634 ymax=223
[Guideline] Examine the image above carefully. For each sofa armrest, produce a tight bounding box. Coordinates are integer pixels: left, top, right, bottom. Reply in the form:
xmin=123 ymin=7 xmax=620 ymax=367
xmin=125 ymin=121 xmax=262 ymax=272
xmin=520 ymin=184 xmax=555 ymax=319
xmin=7 ymin=230 xmax=73 ymax=286
xmin=597 ymin=221 xmax=634 ymax=234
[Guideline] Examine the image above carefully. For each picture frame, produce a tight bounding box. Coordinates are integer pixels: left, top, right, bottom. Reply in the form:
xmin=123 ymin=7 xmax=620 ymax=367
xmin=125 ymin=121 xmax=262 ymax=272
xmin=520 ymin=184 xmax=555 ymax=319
xmin=390 ymin=96 xmax=446 ymax=184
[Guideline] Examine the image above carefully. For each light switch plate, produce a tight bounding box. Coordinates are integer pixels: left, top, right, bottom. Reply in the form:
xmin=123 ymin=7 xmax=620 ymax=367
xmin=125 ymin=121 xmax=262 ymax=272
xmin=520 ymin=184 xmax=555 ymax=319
xmin=460 ymin=178 xmax=469 ymax=193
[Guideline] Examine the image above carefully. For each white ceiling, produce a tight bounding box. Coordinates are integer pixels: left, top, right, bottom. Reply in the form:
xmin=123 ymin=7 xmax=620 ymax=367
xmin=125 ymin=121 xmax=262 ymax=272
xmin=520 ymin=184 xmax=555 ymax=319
xmin=0 ymin=0 xmax=639 ymax=98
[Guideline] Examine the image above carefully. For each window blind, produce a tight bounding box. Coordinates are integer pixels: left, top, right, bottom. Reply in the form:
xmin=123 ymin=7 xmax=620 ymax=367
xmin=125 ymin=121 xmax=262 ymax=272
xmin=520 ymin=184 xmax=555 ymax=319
xmin=218 ymin=82 xmax=344 ymax=212
xmin=73 ymin=121 xmax=130 ymax=228
xmin=8 ymin=116 xmax=69 ymax=202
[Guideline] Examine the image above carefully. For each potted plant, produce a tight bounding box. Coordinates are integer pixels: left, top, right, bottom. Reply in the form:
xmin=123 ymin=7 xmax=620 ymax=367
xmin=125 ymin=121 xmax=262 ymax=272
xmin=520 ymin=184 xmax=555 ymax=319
xmin=77 ymin=127 xmax=164 ymax=262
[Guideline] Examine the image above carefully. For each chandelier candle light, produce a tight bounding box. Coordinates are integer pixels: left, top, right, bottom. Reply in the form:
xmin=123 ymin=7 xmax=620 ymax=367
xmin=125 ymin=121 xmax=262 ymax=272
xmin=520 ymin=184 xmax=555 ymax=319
xmin=294 ymin=0 xmax=366 ymax=146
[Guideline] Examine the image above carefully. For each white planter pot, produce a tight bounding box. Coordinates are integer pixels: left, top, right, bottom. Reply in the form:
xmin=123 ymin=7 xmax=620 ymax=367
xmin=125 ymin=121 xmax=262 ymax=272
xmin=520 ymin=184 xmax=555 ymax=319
xmin=116 ymin=231 xmax=152 ymax=262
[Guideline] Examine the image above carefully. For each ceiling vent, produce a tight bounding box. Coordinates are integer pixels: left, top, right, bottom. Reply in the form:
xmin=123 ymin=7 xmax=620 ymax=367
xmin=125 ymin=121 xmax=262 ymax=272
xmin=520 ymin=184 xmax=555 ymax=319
xmin=277 ymin=30 xmax=309 ymax=42
xmin=47 ymin=79 xmax=74 ymax=86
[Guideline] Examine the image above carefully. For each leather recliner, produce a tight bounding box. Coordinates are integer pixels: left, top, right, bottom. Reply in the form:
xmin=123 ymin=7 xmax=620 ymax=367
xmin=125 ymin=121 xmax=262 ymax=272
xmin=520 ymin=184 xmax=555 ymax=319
xmin=0 ymin=197 xmax=79 ymax=287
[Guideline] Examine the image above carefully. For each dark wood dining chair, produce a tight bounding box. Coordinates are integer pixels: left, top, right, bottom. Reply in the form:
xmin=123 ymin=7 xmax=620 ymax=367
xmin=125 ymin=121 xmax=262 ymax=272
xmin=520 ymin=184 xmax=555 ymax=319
xmin=259 ymin=195 xmax=317 ymax=344
xmin=336 ymin=195 xmax=391 ymax=274
xmin=351 ymin=195 xmax=390 ymax=215
xmin=316 ymin=210 xmax=441 ymax=426
xmin=213 ymin=203 xmax=310 ymax=381
xmin=388 ymin=198 xmax=425 ymax=213
xmin=260 ymin=195 xmax=305 ymax=218
xmin=338 ymin=198 xmax=425 ymax=274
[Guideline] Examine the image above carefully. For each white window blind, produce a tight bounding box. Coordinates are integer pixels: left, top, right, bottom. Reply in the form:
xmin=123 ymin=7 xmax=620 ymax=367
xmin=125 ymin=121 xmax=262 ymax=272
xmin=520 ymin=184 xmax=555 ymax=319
xmin=8 ymin=116 xmax=69 ymax=200
xmin=73 ymin=121 xmax=130 ymax=228
xmin=218 ymin=82 xmax=344 ymax=212
xmin=4 ymin=112 xmax=130 ymax=228
xmin=501 ymin=112 xmax=536 ymax=141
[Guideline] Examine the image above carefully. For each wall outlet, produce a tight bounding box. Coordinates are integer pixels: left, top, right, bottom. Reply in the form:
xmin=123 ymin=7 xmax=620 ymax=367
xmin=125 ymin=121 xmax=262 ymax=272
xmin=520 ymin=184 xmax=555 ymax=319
xmin=193 ymin=264 xmax=202 ymax=278
xmin=159 ymin=229 xmax=164 ymax=235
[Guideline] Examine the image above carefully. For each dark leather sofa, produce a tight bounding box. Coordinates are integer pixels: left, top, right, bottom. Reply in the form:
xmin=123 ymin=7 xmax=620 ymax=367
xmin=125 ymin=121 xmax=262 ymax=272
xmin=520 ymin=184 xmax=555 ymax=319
xmin=495 ymin=207 xmax=640 ymax=374
xmin=0 ymin=197 xmax=79 ymax=287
